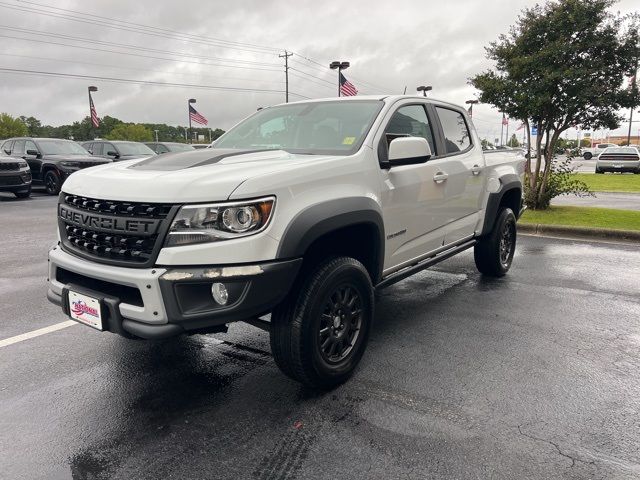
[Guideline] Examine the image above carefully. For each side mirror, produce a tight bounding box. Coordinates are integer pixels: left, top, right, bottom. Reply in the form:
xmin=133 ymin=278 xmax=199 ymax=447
xmin=107 ymin=150 xmax=119 ymax=158
xmin=388 ymin=137 xmax=432 ymax=166
xmin=26 ymin=149 xmax=40 ymax=157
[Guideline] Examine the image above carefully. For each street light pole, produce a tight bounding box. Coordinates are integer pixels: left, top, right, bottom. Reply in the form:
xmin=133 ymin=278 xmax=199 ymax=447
xmin=188 ymin=98 xmax=196 ymax=144
xmin=329 ymin=61 xmax=350 ymax=97
xmin=465 ymin=99 xmax=479 ymax=117
xmin=417 ymin=86 xmax=432 ymax=97
xmin=154 ymin=129 xmax=159 ymax=142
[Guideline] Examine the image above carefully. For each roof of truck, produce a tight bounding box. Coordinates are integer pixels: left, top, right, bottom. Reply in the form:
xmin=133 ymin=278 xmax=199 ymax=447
xmin=280 ymin=95 xmax=466 ymax=111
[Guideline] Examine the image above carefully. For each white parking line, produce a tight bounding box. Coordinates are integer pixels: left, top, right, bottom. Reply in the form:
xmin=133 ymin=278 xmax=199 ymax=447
xmin=0 ymin=321 xmax=77 ymax=348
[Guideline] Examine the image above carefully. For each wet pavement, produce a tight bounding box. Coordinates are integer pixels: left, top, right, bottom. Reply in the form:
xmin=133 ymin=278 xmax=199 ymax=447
xmin=1 ymin=194 xmax=640 ymax=479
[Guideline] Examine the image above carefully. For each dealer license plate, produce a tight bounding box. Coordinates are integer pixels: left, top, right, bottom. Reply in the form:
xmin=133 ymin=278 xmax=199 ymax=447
xmin=68 ymin=291 xmax=103 ymax=330
xmin=613 ymin=164 xmax=623 ymax=168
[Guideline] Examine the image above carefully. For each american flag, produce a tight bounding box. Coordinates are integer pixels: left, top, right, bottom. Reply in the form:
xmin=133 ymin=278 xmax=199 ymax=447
xmin=516 ymin=122 xmax=525 ymax=131
xmin=189 ymin=105 xmax=208 ymax=125
xmin=339 ymin=73 xmax=358 ymax=96
xmin=89 ymin=93 xmax=99 ymax=128
xmin=502 ymin=113 xmax=508 ymax=126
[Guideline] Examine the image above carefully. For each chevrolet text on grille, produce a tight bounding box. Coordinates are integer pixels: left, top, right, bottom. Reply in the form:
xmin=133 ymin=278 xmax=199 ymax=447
xmin=59 ymin=205 xmax=159 ymax=235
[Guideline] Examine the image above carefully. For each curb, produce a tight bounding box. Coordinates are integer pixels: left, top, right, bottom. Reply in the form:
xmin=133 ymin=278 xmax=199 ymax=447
xmin=519 ymin=223 xmax=640 ymax=243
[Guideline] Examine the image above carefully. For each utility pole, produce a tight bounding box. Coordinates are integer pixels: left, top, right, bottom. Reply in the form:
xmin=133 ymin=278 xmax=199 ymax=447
xmin=279 ymin=51 xmax=293 ymax=103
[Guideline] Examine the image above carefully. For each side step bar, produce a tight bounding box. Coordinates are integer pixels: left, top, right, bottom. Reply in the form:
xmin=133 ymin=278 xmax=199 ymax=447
xmin=376 ymin=240 xmax=476 ymax=290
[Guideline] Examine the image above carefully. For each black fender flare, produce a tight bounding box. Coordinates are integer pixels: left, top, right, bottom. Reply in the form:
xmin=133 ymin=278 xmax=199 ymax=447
xmin=480 ymin=174 xmax=522 ymax=236
xmin=276 ymin=197 xmax=385 ymax=283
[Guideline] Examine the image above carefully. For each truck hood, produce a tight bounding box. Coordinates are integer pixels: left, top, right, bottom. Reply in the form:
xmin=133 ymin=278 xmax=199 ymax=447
xmin=61 ymin=148 xmax=336 ymax=202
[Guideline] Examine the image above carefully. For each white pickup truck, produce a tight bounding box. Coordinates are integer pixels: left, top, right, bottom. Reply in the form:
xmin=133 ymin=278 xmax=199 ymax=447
xmin=47 ymin=96 xmax=525 ymax=388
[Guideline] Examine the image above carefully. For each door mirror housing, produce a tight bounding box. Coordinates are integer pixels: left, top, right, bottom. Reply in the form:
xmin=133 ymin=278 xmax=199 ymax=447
xmin=25 ymin=149 xmax=41 ymax=158
xmin=388 ymin=137 xmax=432 ymax=166
xmin=106 ymin=150 xmax=119 ymax=158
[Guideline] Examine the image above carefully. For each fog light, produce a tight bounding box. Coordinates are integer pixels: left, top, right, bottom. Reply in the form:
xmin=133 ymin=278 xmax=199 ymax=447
xmin=211 ymin=282 xmax=229 ymax=305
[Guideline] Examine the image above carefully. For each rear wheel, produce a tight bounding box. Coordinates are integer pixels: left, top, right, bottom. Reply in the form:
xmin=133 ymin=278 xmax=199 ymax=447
xmin=474 ymin=208 xmax=517 ymax=277
xmin=44 ymin=170 xmax=61 ymax=195
xmin=270 ymin=257 xmax=374 ymax=389
xmin=583 ymin=152 xmax=593 ymax=160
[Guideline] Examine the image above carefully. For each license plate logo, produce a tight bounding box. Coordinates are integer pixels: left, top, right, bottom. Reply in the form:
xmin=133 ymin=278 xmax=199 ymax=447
xmin=68 ymin=291 xmax=103 ymax=330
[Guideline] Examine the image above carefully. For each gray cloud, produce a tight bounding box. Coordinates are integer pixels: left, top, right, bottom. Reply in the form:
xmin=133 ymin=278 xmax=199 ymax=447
xmin=0 ymin=0 xmax=637 ymax=140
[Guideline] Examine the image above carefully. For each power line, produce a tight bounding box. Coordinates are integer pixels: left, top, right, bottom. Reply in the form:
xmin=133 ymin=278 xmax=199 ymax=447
xmin=0 ymin=1 xmax=281 ymax=55
xmin=17 ymin=0 xmax=283 ymax=53
xmin=0 ymin=67 xmax=288 ymax=94
xmin=0 ymin=25 xmax=280 ymax=67
xmin=0 ymin=52 xmax=285 ymax=85
xmin=0 ymin=34 xmax=282 ymax=72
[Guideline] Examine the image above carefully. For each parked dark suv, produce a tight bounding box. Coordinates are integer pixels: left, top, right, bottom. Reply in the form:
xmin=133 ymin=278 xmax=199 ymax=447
xmin=0 ymin=150 xmax=32 ymax=198
xmin=81 ymin=140 xmax=155 ymax=161
xmin=1 ymin=138 xmax=111 ymax=195
xmin=144 ymin=142 xmax=195 ymax=154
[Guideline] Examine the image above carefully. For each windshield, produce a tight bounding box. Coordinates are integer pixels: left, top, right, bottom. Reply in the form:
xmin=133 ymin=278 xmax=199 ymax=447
xmin=168 ymin=144 xmax=196 ymax=152
xmin=38 ymin=140 xmax=89 ymax=155
xmin=115 ymin=142 xmax=156 ymax=155
xmin=215 ymin=100 xmax=384 ymax=155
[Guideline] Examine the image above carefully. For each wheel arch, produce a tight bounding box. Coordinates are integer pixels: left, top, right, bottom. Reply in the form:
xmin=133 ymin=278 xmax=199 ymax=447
xmin=276 ymin=198 xmax=385 ymax=284
xmin=480 ymin=174 xmax=522 ymax=236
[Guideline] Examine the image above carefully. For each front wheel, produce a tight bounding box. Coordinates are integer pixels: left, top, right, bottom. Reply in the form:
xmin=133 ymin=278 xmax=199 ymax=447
xmin=474 ymin=208 xmax=517 ymax=277
xmin=44 ymin=170 xmax=61 ymax=195
xmin=583 ymin=152 xmax=593 ymax=160
xmin=270 ymin=257 xmax=374 ymax=389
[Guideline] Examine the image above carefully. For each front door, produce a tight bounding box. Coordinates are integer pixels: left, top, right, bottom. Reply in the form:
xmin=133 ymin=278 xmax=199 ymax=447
xmin=377 ymin=103 xmax=453 ymax=273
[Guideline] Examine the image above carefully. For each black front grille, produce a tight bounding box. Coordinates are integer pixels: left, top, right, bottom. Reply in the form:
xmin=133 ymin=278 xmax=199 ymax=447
xmin=56 ymin=267 xmax=143 ymax=306
xmin=0 ymin=176 xmax=23 ymax=186
xmin=0 ymin=162 xmax=20 ymax=171
xmin=59 ymin=194 xmax=176 ymax=267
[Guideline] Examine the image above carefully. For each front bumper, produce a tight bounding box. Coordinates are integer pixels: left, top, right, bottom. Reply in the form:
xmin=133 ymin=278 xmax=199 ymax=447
xmin=0 ymin=170 xmax=31 ymax=192
xmin=47 ymin=246 xmax=301 ymax=339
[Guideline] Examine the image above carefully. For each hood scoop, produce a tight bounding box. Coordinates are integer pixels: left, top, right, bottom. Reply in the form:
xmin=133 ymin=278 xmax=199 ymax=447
xmin=128 ymin=148 xmax=273 ymax=171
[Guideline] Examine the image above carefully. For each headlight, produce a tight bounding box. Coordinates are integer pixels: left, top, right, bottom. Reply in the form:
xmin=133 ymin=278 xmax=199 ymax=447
xmin=19 ymin=161 xmax=28 ymax=168
xmin=165 ymin=197 xmax=275 ymax=247
xmin=60 ymin=161 xmax=79 ymax=168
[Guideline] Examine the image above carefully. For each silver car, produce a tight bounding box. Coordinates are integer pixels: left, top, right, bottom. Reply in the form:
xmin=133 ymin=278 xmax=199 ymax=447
xmin=595 ymin=146 xmax=640 ymax=174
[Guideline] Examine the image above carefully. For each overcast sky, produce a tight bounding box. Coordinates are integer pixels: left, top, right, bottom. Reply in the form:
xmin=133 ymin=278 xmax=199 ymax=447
xmin=0 ymin=0 xmax=638 ymax=142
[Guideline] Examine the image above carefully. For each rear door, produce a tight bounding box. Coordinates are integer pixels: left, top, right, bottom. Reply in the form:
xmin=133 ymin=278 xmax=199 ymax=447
xmin=432 ymin=106 xmax=485 ymax=244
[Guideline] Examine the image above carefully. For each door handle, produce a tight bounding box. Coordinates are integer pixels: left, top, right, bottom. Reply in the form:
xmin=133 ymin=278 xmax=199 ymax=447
xmin=433 ymin=172 xmax=449 ymax=183
xmin=471 ymin=164 xmax=482 ymax=175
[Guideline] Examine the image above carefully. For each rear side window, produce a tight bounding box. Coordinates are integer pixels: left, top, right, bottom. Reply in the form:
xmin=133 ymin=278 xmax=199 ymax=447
xmin=12 ymin=139 xmax=26 ymax=155
xmin=384 ymin=105 xmax=435 ymax=153
xmin=92 ymin=142 xmax=104 ymax=155
xmin=436 ymin=107 xmax=471 ymax=154
xmin=156 ymin=144 xmax=169 ymax=154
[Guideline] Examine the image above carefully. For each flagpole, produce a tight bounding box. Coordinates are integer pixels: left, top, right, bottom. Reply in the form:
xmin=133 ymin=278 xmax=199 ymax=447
xmin=505 ymin=120 xmax=509 ymax=147
xmin=88 ymin=86 xmax=97 ymax=140
xmin=188 ymin=98 xmax=196 ymax=144
xmin=500 ymin=115 xmax=504 ymax=146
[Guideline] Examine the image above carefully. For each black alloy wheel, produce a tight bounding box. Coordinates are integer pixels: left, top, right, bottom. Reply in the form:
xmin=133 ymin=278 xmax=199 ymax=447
xmin=318 ymin=285 xmax=363 ymax=364
xmin=44 ymin=170 xmax=61 ymax=195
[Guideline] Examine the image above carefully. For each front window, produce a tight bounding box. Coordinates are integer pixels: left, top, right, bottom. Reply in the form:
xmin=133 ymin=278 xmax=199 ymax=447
xmin=215 ymin=100 xmax=384 ymax=155
xmin=38 ymin=140 xmax=89 ymax=155
xmin=114 ymin=143 xmax=156 ymax=155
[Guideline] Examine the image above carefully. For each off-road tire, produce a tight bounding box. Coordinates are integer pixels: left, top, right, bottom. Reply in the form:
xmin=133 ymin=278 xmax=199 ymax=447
xmin=474 ymin=208 xmax=517 ymax=277
xmin=270 ymin=257 xmax=374 ymax=389
xmin=44 ymin=170 xmax=61 ymax=195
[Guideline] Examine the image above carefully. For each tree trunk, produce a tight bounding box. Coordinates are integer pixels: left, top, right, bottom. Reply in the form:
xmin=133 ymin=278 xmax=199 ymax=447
xmin=537 ymin=129 xmax=562 ymax=208
xmin=532 ymin=121 xmax=544 ymax=207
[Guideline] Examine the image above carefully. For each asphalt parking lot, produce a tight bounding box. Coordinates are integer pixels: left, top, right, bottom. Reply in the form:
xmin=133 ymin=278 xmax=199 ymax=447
xmin=1 ymin=194 xmax=640 ymax=480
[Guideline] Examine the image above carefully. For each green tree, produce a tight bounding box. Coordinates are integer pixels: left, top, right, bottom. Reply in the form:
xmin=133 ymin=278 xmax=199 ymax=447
xmin=507 ymin=133 xmax=520 ymax=147
xmin=470 ymin=0 xmax=639 ymax=209
xmin=106 ymin=123 xmax=153 ymax=142
xmin=0 ymin=113 xmax=28 ymax=138
xmin=19 ymin=116 xmax=43 ymax=136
